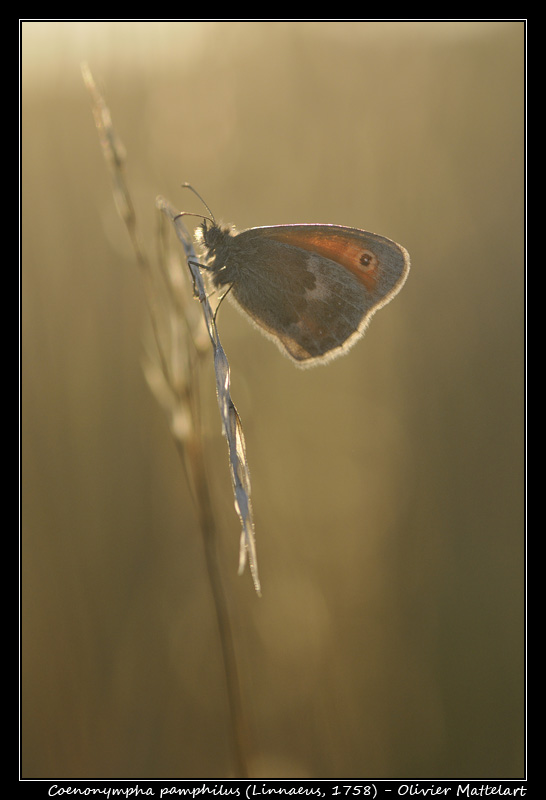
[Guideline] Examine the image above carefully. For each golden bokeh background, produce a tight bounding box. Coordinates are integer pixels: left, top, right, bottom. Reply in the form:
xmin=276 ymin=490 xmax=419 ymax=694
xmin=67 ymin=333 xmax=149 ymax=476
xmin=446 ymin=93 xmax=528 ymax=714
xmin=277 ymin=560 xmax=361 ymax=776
xmin=21 ymin=21 xmax=525 ymax=780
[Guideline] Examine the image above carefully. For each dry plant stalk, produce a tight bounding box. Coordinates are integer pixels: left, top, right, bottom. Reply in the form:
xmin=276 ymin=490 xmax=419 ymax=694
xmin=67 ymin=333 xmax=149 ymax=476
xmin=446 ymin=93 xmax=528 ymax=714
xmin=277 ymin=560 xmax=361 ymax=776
xmin=82 ymin=63 xmax=257 ymax=779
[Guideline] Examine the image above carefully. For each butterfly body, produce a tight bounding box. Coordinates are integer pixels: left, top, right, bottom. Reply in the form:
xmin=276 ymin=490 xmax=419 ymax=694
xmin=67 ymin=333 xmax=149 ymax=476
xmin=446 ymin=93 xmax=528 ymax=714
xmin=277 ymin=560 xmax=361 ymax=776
xmin=198 ymin=220 xmax=410 ymax=366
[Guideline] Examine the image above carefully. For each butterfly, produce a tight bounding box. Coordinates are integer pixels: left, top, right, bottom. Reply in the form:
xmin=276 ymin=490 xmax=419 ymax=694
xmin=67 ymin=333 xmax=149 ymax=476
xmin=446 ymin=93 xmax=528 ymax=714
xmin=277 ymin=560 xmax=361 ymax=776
xmin=196 ymin=219 xmax=410 ymax=366
xmin=180 ymin=187 xmax=410 ymax=366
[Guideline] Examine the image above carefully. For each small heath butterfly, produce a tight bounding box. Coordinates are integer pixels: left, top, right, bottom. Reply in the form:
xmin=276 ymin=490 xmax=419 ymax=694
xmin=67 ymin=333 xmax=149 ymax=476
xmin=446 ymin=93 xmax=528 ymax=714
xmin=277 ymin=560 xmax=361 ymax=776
xmin=184 ymin=190 xmax=410 ymax=366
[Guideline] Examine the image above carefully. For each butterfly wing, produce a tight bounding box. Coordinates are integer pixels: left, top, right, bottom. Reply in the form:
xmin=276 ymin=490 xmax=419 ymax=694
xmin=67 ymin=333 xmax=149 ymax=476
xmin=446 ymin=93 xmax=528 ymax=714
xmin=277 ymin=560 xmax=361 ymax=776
xmin=228 ymin=224 xmax=410 ymax=365
xmin=246 ymin=224 xmax=410 ymax=297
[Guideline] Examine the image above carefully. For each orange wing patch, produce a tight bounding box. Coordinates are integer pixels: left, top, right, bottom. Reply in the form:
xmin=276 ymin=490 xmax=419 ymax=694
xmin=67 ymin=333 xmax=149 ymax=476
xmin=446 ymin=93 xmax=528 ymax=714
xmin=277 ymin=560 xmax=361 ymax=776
xmin=263 ymin=228 xmax=380 ymax=292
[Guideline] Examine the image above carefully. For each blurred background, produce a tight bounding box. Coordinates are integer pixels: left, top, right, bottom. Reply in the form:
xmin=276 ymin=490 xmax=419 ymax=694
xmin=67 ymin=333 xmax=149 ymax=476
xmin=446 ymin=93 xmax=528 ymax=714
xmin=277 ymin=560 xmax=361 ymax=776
xmin=21 ymin=21 xmax=525 ymax=780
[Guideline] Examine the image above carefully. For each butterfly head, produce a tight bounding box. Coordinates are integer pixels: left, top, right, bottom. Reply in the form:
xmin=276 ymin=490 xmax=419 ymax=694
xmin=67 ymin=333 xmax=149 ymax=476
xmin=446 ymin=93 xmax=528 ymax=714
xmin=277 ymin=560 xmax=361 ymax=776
xmin=198 ymin=219 xmax=228 ymax=252
xmin=194 ymin=219 xmax=240 ymax=288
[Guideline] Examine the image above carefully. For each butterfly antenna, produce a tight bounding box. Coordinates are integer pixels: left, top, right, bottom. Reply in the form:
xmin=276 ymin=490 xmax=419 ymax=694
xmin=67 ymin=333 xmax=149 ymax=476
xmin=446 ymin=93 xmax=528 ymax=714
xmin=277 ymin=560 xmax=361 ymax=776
xmin=180 ymin=182 xmax=216 ymax=225
xmin=174 ymin=210 xmax=215 ymax=225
